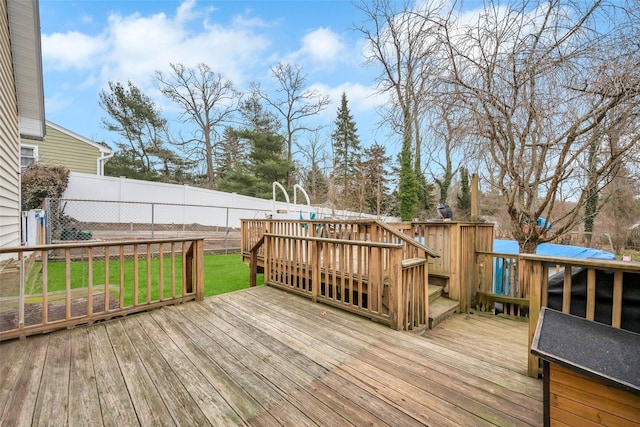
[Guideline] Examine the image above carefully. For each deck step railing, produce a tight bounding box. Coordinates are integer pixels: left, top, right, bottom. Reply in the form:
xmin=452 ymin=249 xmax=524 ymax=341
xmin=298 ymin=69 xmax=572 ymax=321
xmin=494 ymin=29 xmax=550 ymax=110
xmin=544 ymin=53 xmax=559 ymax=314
xmin=0 ymin=238 xmax=204 ymax=341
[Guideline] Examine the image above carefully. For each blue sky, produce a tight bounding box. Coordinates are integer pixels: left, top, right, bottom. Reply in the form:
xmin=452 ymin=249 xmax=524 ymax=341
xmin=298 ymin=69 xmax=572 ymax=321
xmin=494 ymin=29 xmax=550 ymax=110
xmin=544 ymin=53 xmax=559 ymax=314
xmin=39 ymin=0 xmax=389 ymax=159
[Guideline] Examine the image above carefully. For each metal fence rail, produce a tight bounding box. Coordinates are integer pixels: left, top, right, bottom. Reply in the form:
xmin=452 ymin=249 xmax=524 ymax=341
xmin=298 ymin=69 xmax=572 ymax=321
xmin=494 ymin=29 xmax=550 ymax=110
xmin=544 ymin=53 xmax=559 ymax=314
xmin=43 ymin=198 xmax=271 ymax=254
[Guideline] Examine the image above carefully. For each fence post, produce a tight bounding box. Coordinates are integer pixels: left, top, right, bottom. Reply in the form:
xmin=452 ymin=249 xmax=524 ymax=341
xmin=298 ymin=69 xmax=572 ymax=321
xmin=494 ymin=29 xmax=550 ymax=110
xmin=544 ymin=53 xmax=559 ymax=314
xmin=225 ymin=207 xmax=230 ymax=254
xmin=151 ymin=203 xmax=155 ymax=238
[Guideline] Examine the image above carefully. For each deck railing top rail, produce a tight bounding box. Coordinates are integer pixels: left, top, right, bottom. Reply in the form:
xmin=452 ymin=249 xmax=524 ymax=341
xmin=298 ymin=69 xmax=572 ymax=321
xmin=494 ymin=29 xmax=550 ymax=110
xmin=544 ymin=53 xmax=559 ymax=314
xmin=263 ymin=232 xmax=405 ymax=249
xmin=513 ymin=253 xmax=640 ymax=271
xmin=374 ymin=220 xmax=441 ymax=258
xmin=0 ymin=237 xmax=198 ymax=254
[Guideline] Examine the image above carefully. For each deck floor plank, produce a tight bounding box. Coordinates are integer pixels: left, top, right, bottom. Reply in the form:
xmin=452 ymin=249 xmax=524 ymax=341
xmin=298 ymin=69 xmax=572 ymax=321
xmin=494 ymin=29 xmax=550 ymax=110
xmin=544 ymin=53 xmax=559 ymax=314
xmin=68 ymin=328 xmax=103 ymax=426
xmin=0 ymin=336 xmax=37 ymax=416
xmin=0 ymin=285 xmax=542 ymax=426
xmin=32 ymin=331 xmax=71 ymax=426
xmin=136 ymin=312 xmax=247 ymax=426
xmin=87 ymin=325 xmax=140 ymax=427
xmin=105 ymin=320 xmax=175 ymax=426
xmin=121 ymin=316 xmax=211 ymax=426
xmin=368 ymin=340 xmax=542 ymax=423
xmin=147 ymin=309 xmax=273 ymax=426
xmin=0 ymin=335 xmax=49 ymax=427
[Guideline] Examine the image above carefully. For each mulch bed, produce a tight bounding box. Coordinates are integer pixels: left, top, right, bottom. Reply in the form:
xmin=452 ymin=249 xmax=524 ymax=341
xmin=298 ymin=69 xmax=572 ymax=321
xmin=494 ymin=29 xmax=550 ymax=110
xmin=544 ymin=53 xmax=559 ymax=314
xmin=0 ymin=294 xmax=120 ymax=333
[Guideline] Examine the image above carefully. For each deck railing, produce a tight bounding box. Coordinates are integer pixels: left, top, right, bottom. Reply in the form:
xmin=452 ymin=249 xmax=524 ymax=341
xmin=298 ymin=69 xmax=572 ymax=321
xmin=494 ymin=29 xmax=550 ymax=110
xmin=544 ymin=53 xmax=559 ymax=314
xmin=261 ymin=232 xmax=427 ymax=330
xmin=475 ymin=251 xmax=640 ymax=377
xmin=0 ymin=238 xmax=204 ymax=341
xmin=241 ymin=219 xmax=440 ymax=261
xmin=392 ymin=221 xmax=495 ymax=311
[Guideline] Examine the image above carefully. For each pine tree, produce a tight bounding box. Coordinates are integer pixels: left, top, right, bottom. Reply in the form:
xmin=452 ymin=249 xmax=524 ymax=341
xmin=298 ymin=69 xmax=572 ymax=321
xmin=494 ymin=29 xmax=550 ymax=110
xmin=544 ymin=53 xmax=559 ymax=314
xmin=214 ymin=127 xmax=247 ymax=181
xmin=456 ymin=167 xmax=471 ymax=220
xmin=331 ymin=92 xmax=362 ymax=211
xmin=362 ymin=143 xmax=392 ymax=216
xmin=216 ymin=130 xmax=293 ymax=199
xmin=305 ymin=162 xmax=329 ymax=205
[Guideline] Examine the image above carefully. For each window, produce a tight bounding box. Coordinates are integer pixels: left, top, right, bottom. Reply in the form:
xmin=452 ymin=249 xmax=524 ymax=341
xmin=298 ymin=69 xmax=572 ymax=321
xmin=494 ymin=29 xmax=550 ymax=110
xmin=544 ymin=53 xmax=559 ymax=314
xmin=20 ymin=145 xmax=38 ymax=169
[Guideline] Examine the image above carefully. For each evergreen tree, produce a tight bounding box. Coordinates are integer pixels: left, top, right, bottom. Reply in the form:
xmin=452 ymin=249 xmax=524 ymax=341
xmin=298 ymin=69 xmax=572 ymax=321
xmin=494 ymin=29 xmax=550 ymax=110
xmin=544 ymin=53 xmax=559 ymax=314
xmin=240 ymin=95 xmax=281 ymax=134
xmin=331 ymin=92 xmax=362 ymax=211
xmin=214 ymin=127 xmax=247 ymax=181
xmin=100 ymin=80 xmax=190 ymax=181
xmin=456 ymin=167 xmax=471 ymax=220
xmin=398 ymin=148 xmax=418 ymax=221
xmin=218 ymin=130 xmax=294 ymax=199
xmin=416 ymin=169 xmax=434 ymax=218
xmin=362 ymin=143 xmax=392 ymax=216
xmin=304 ymin=162 xmax=329 ymax=205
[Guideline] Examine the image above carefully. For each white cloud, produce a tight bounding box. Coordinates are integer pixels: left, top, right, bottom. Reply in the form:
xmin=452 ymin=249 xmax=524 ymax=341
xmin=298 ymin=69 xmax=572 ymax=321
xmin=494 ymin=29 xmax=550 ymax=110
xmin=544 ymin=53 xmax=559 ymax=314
xmin=44 ymin=92 xmax=74 ymax=112
xmin=300 ymin=27 xmax=344 ymax=65
xmin=41 ymin=31 xmax=107 ymax=71
xmin=175 ymin=0 xmax=199 ymax=25
xmin=41 ymin=1 xmax=272 ymax=97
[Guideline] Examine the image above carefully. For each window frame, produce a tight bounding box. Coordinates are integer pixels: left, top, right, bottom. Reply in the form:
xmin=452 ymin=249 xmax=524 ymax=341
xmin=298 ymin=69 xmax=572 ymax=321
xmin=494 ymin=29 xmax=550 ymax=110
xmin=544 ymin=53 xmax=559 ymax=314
xmin=20 ymin=144 xmax=39 ymax=169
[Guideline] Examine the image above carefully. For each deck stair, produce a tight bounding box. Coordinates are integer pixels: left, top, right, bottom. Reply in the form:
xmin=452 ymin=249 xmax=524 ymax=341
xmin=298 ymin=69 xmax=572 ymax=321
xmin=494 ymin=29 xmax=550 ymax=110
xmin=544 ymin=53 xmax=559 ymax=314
xmin=428 ymin=285 xmax=459 ymax=329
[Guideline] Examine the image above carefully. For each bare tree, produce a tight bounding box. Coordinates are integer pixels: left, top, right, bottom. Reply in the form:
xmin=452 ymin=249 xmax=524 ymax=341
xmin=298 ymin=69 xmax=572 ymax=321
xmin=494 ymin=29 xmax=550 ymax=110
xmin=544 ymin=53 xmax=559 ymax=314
xmin=441 ymin=0 xmax=640 ymax=252
xmin=423 ymin=101 xmax=477 ymax=204
xmin=154 ymin=63 xmax=240 ymax=187
xmin=356 ymin=0 xmax=447 ymax=219
xmin=299 ymin=130 xmax=330 ymax=205
xmin=251 ymin=62 xmax=330 ymax=186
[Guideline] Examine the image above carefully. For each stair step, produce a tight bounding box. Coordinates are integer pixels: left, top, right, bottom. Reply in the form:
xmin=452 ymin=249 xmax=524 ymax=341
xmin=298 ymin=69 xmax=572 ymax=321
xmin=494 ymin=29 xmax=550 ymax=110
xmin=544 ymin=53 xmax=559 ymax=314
xmin=428 ymin=285 xmax=444 ymax=303
xmin=429 ymin=297 xmax=459 ymax=329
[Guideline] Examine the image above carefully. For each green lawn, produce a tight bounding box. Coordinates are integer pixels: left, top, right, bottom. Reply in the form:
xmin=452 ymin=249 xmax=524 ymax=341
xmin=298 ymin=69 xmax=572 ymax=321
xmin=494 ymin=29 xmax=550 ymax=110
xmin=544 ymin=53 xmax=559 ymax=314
xmin=24 ymin=254 xmax=263 ymax=306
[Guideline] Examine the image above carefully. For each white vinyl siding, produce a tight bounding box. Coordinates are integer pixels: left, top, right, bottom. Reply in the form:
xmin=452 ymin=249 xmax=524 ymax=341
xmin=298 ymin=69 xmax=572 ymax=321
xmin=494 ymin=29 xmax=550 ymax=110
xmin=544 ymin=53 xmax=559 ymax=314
xmin=0 ymin=0 xmax=21 ymax=251
xmin=6 ymin=0 xmax=44 ymax=140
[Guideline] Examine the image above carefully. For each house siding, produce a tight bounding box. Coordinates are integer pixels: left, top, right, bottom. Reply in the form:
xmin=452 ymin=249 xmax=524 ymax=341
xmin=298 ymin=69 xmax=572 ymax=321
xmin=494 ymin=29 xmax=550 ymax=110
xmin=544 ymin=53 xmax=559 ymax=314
xmin=0 ymin=0 xmax=21 ymax=250
xmin=6 ymin=0 xmax=44 ymax=140
xmin=29 ymin=124 xmax=104 ymax=174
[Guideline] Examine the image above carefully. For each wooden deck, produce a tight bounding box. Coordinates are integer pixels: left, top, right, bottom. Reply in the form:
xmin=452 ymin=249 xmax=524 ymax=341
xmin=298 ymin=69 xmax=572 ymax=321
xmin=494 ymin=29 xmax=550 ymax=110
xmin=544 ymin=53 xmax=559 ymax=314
xmin=0 ymin=286 xmax=542 ymax=426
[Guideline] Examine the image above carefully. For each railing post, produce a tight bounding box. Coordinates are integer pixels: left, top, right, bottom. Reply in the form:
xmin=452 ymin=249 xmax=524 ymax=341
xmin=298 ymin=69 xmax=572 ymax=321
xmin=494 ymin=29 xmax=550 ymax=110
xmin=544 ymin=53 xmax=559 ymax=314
xmin=249 ymin=235 xmax=265 ymax=288
xmin=195 ymin=239 xmax=204 ymax=301
xmin=311 ymin=239 xmax=320 ymax=302
xmin=388 ymin=248 xmax=403 ymax=330
xmin=185 ymin=242 xmax=194 ymax=294
xmin=527 ymin=258 xmax=543 ymax=377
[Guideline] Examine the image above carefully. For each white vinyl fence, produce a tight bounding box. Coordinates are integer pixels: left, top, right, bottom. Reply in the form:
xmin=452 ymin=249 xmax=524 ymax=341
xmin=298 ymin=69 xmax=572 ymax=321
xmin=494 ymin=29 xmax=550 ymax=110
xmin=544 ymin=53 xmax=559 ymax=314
xmin=45 ymin=173 xmax=394 ymax=250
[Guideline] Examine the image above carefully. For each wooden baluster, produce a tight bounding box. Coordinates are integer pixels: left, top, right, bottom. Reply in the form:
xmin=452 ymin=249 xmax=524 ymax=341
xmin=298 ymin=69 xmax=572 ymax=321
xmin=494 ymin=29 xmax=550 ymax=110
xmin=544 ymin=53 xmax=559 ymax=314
xmin=562 ymin=265 xmax=572 ymax=314
xmin=87 ymin=247 xmax=93 ymax=317
xmin=104 ymin=246 xmax=110 ymax=311
xmin=42 ymin=249 xmax=48 ymax=324
xmin=133 ymin=245 xmax=139 ymax=306
xmin=612 ymin=271 xmax=623 ymax=328
xmin=586 ymin=268 xmax=596 ymax=321
xmin=65 ymin=248 xmax=71 ymax=320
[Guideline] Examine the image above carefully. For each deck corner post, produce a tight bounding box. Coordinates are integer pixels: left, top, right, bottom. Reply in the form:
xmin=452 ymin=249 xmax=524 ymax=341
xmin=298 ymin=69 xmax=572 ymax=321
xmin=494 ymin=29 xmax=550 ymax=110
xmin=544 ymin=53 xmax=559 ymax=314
xmin=526 ymin=258 xmax=543 ymax=377
xmin=250 ymin=249 xmax=258 ymax=288
xmin=389 ymin=248 xmax=403 ymax=330
xmin=195 ymin=239 xmax=204 ymax=301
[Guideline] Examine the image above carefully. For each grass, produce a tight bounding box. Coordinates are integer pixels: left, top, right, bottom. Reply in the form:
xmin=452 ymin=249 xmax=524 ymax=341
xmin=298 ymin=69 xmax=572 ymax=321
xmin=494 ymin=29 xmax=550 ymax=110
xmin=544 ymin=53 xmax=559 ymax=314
xmin=21 ymin=254 xmax=263 ymax=307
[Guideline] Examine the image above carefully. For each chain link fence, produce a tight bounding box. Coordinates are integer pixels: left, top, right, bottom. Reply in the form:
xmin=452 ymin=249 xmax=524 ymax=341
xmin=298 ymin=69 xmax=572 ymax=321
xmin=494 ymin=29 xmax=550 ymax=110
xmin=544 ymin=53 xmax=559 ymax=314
xmin=44 ymin=198 xmax=276 ymax=254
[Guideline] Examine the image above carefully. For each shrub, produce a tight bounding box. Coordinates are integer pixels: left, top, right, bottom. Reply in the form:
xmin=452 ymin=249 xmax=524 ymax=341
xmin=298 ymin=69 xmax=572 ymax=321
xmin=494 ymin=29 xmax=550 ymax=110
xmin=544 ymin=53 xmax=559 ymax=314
xmin=21 ymin=163 xmax=70 ymax=210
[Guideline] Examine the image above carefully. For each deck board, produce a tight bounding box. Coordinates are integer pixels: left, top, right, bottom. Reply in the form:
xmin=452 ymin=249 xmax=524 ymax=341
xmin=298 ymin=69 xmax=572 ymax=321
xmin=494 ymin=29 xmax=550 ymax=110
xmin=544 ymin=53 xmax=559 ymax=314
xmin=0 ymin=286 xmax=542 ymax=426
